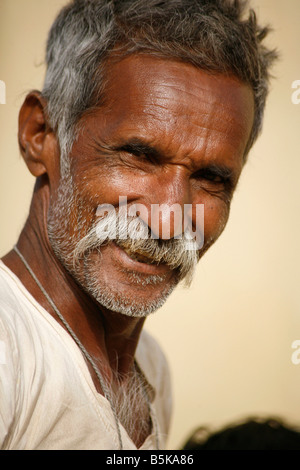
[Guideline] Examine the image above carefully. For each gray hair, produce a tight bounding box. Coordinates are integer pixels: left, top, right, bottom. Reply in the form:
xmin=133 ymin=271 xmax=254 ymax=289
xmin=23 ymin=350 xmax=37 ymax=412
xmin=42 ymin=0 xmax=278 ymax=175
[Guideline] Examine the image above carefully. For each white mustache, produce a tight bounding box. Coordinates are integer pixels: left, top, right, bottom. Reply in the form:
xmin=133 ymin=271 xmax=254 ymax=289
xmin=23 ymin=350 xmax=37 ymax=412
xmin=73 ymin=209 xmax=200 ymax=286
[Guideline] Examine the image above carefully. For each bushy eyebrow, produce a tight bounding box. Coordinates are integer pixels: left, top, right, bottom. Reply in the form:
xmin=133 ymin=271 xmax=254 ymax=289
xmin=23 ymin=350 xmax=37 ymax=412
xmin=111 ymin=138 xmax=161 ymax=160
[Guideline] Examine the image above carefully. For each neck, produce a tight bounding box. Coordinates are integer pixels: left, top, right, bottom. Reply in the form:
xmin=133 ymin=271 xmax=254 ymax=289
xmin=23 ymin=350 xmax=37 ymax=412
xmin=2 ymin=180 xmax=145 ymax=383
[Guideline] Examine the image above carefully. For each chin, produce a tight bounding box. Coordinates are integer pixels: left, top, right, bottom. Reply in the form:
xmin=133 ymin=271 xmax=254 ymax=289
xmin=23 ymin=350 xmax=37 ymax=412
xmin=84 ymin=268 xmax=178 ymax=318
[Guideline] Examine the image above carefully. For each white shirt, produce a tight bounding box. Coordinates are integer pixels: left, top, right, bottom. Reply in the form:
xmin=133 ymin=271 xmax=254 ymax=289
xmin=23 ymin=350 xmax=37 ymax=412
xmin=0 ymin=261 xmax=172 ymax=450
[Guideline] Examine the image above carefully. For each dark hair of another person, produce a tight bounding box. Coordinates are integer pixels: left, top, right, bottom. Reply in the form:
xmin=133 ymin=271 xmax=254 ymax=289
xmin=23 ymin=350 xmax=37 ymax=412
xmin=182 ymin=417 xmax=300 ymax=450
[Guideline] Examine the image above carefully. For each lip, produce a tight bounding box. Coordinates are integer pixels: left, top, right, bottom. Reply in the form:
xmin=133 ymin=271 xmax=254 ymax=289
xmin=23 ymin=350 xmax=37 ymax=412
xmin=111 ymin=242 xmax=173 ymax=276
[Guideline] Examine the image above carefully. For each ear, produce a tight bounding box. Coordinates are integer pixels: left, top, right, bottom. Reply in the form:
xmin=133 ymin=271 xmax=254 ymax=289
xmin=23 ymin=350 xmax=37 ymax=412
xmin=18 ymin=91 xmax=57 ymax=177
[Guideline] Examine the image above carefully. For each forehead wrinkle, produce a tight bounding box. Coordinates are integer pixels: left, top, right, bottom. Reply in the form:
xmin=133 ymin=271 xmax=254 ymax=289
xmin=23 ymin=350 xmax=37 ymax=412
xmin=147 ymin=75 xmax=251 ymax=112
xmin=103 ymin=58 xmax=254 ymax=139
xmin=138 ymin=88 xmax=251 ymax=140
xmin=150 ymin=80 xmax=221 ymax=104
xmin=132 ymin=103 xmax=248 ymax=157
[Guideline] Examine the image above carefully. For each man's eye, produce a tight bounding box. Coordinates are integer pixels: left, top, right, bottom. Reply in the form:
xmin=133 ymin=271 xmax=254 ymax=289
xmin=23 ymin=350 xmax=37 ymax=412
xmin=192 ymin=167 xmax=236 ymax=197
xmin=202 ymin=172 xmax=224 ymax=183
xmin=118 ymin=146 xmax=149 ymax=162
xmin=128 ymin=149 xmax=148 ymax=160
xmin=194 ymin=169 xmax=226 ymax=184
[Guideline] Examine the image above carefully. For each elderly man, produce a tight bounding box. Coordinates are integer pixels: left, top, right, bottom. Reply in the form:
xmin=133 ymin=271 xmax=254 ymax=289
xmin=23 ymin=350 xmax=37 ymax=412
xmin=0 ymin=0 xmax=276 ymax=450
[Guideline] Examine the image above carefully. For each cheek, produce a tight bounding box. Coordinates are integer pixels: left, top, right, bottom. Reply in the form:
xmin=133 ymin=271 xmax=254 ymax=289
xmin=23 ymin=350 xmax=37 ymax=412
xmin=203 ymin=201 xmax=230 ymax=243
xmin=73 ymin=167 xmax=139 ymax=208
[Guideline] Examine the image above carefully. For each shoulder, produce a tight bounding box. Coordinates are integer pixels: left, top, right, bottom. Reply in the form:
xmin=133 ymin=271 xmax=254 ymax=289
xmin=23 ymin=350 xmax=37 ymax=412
xmin=0 ymin=260 xmax=42 ymax=382
xmin=0 ymin=260 xmax=51 ymax=398
xmin=0 ymin=262 xmax=24 ymax=448
xmin=0 ymin=261 xmax=40 ymax=349
xmin=0 ymin=261 xmax=23 ymax=354
xmin=0 ymin=260 xmax=30 ymax=325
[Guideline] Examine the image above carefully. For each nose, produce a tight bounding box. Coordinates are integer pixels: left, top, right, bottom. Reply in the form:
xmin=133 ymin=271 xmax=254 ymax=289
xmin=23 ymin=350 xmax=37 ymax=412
xmin=147 ymin=167 xmax=192 ymax=240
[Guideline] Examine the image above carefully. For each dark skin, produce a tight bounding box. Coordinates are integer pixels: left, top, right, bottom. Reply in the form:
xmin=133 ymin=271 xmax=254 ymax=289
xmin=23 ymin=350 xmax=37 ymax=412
xmin=2 ymin=55 xmax=254 ymax=447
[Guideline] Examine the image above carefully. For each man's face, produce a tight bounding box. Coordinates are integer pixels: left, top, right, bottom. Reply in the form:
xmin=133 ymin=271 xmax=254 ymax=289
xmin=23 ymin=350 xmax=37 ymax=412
xmin=47 ymin=55 xmax=254 ymax=317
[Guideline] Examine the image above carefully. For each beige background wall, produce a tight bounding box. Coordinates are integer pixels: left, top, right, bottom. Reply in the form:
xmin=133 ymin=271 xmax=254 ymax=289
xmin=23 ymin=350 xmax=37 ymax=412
xmin=0 ymin=0 xmax=300 ymax=450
